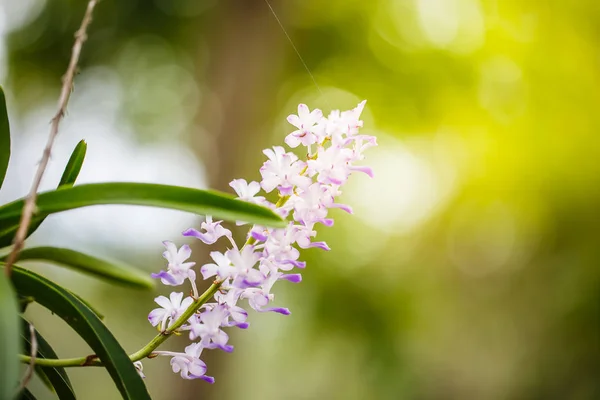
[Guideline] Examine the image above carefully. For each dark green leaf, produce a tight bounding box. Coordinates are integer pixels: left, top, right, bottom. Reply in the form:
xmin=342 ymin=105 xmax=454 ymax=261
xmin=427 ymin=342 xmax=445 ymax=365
xmin=66 ymin=289 xmax=104 ymax=321
xmin=0 ymin=86 xmax=10 ymax=190
xmin=0 ymin=182 xmax=285 ymax=247
xmin=10 ymin=247 xmax=153 ymax=289
xmin=0 ymin=270 xmax=20 ymax=399
xmin=18 ymin=388 xmax=37 ymax=400
xmin=7 ymin=265 xmax=151 ymax=399
xmin=21 ymin=317 xmax=76 ymax=400
xmin=58 ymin=140 xmax=87 ymax=187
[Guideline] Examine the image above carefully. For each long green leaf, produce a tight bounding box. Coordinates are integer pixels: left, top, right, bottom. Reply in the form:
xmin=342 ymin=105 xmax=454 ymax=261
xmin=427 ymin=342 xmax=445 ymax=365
xmin=7 ymin=265 xmax=151 ymax=399
xmin=22 ymin=140 xmax=89 ymax=241
xmin=0 ymin=182 xmax=285 ymax=247
xmin=66 ymin=289 xmax=104 ymax=321
xmin=21 ymin=318 xmax=76 ymax=400
xmin=0 ymin=270 xmax=20 ymax=399
xmin=9 ymin=247 xmax=153 ymax=289
xmin=0 ymin=86 xmax=10 ymax=190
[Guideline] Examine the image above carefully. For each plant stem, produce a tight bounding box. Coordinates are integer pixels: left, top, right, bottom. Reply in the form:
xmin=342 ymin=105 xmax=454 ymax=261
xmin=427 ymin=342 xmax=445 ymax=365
xmin=18 ymin=280 xmax=223 ymax=368
xmin=128 ymin=280 xmax=222 ymax=361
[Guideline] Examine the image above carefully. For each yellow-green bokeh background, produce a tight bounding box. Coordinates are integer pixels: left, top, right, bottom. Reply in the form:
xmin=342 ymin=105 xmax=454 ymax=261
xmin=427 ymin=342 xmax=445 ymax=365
xmin=1 ymin=0 xmax=599 ymax=399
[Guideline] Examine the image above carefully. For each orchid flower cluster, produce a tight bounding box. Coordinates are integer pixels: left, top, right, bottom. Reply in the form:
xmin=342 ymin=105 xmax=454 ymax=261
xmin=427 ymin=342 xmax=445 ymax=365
xmin=144 ymin=101 xmax=376 ymax=383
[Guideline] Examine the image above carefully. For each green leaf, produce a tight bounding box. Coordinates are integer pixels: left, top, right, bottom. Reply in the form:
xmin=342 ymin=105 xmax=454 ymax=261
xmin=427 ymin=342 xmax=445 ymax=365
xmin=18 ymin=388 xmax=37 ymax=400
xmin=67 ymin=289 xmax=104 ymax=321
xmin=0 ymin=86 xmax=10 ymax=190
xmin=58 ymin=140 xmax=87 ymax=188
xmin=0 ymin=270 xmax=20 ymax=399
xmin=10 ymin=247 xmax=153 ymax=289
xmin=18 ymin=140 xmax=88 ymax=243
xmin=7 ymin=265 xmax=151 ymax=399
xmin=20 ymin=318 xmax=76 ymax=400
xmin=0 ymin=182 xmax=285 ymax=247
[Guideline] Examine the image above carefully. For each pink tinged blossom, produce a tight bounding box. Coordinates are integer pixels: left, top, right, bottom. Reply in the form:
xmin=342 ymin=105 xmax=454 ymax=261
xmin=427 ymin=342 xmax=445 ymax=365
xmin=262 ymin=226 xmax=302 ymax=270
xmin=291 ymin=183 xmax=333 ymax=226
xmin=349 ymin=135 xmax=378 ymax=162
xmin=220 ymin=303 xmax=249 ymax=329
xmin=242 ymin=287 xmax=290 ymax=315
xmin=228 ymin=246 xmax=265 ymax=289
xmin=148 ymin=292 xmax=194 ymax=331
xmin=169 ymin=343 xmax=214 ymax=382
xmin=259 ymin=146 xmax=311 ymax=195
xmin=188 ymin=305 xmax=234 ymax=352
xmin=308 ymin=145 xmax=354 ymax=186
xmin=229 ymin=179 xmax=265 ymax=203
xmin=294 ymin=225 xmax=331 ymax=251
xmin=320 ymin=185 xmax=353 ymax=214
xmin=200 ymin=251 xmax=236 ymax=280
xmin=151 ymin=242 xmax=196 ymax=286
xmin=340 ymin=100 xmax=366 ymax=136
xmin=240 ymin=273 xmax=291 ymax=315
xmin=182 ymin=216 xmax=232 ymax=245
xmin=285 ymin=104 xmax=323 ymax=148
xmin=213 ymin=287 xmax=249 ymax=328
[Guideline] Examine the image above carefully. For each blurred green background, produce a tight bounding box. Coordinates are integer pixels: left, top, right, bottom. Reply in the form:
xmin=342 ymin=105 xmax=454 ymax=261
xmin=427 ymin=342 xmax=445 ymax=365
xmin=1 ymin=0 xmax=599 ymax=399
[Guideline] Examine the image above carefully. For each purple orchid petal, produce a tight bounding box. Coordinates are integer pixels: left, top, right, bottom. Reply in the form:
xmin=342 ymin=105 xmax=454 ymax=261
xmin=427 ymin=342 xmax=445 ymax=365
xmin=278 ymin=185 xmax=294 ymax=196
xmin=266 ymin=307 xmax=291 ymax=315
xmin=251 ymin=230 xmax=268 ymax=242
xmin=219 ymin=344 xmax=234 ymax=353
xmin=309 ymin=241 xmax=331 ymax=251
xmin=318 ymin=218 xmax=334 ymax=227
xmin=327 ymin=177 xmax=344 ymax=185
xmin=239 ymin=278 xmax=262 ymax=289
xmin=281 ymin=259 xmax=306 ymax=269
xmin=332 ymin=203 xmax=353 ymax=214
xmin=236 ymin=322 xmax=249 ymax=329
xmin=280 ymin=273 xmax=302 ymax=283
xmin=151 ymin=271 xmax=179 ymax=285
xmin=182 ymin=228 xmax=216 ymax=244
xmin=182 ymin=228 xmax=201 ymax=238
xmin=200 ymin=375 xmax=215 ymax=384
xmin=350 ymin=165 xmax=374 ymax=178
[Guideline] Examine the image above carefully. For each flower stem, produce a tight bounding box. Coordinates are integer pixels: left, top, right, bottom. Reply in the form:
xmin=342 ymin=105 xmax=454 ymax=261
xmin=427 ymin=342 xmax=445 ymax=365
xmin=18 ymin=281 xmax=223 ymax=368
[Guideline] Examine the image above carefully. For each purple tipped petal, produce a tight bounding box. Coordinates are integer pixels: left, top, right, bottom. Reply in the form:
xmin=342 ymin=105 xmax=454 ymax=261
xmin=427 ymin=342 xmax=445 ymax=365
xmin=240 ymin=278 xmax=262 ymax=289
xmin=182 ymin=228 xmax=201 ymax=238
xmin=318 ymin=218 xmax=334 ymax=227
xmin=251 ymin=230 xmax=268 ymax=242
xmin=350 ymin=165 xmax=374 ymax=178
xmin=219 ymin=344 xmax=234 ymax=353
xmin=151 ymin=271 xmax=179 ymax=285
xmin=332 ymin=203 xmax=353 ymax=214
xmin=183 ymin=229 xmax=216 ymax=245
xmin=201 ymin=375 xmax=215 ymax=384
xmin=327 ymin=177 xmax=344 ymax=185
xmin=309 ymin=241 xmax=331 ymax=251
xmin=281 ymin=273 xmax=302 ymax=283
xmin=236 ymin=322 xmax=249 ymax=329
xmin=282 ymin=259 xmax=306 ymax=269
xmin=267 ymin=307 xmax=291 ymax=315
xmin=278 ymin=185 xmax=294 ymax=196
